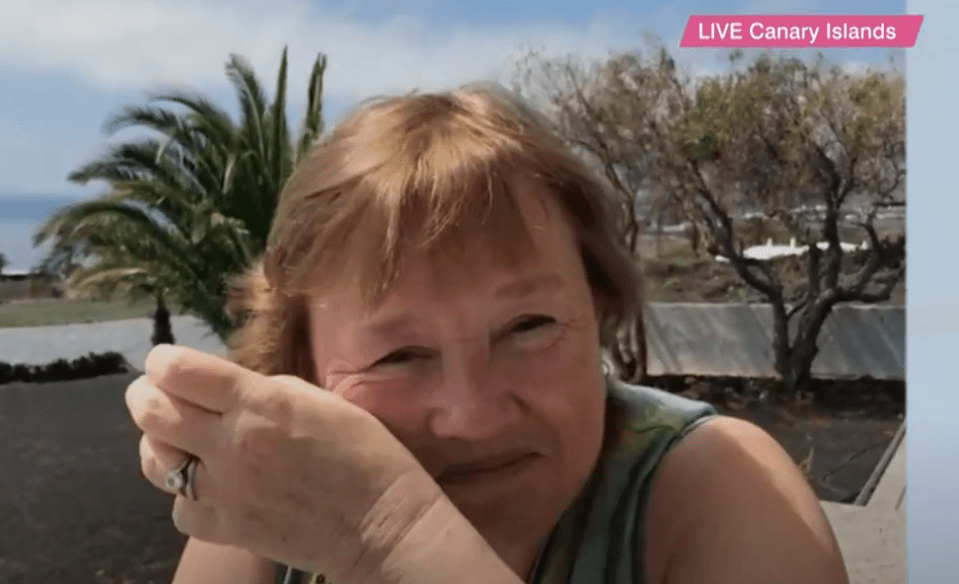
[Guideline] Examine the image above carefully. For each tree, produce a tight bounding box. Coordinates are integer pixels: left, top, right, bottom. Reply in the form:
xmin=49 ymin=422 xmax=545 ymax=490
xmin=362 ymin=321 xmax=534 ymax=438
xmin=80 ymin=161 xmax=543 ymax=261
xmin=513 ymin=45 xmax=905 ymax=393
xmin=151 ymin=289 xmax=175 ymax=346
xmin=34 ymin=47 xmax=328 ymax=340
xmin=38 ymin=213 xmax=181 ymax=341
xmin=0 ymin=251 xmax=7 ymax=275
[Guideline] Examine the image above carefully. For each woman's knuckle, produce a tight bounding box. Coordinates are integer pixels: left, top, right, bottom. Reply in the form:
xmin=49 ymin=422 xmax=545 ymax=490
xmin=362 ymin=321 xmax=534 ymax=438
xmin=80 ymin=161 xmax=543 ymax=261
xmin=251 ymin=386 xmax=296 ymax=424
xmin=237 ymin=423 xmax=271 ymax=457
xmin=138 ymin=400 xmax=167 ymax=430
xmin=157 ymin=351 xmax=189 ymax=386
xmin=171 ymin=505 xmax=189 ymax=534
xmin=140 ymin=455 xmax=154 ymax=481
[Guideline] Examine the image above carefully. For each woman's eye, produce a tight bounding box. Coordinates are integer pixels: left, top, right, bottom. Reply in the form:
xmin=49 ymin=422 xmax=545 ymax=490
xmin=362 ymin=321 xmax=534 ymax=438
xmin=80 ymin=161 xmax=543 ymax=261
xmin=511 ymin=315 xmax=557 ymax=334
xmin=372 ymin=349 xmax=426 ymax=367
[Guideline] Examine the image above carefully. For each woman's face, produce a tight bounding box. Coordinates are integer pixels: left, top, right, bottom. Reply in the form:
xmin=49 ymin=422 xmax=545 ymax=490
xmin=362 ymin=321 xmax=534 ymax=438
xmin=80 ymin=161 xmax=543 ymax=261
xmin=306 ymin=178 xmax=608 ymax=570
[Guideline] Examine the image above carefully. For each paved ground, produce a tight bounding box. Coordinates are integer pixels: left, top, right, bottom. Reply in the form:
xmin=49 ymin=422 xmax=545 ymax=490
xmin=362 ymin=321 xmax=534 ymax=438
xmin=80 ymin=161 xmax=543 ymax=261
xmin=822 ymin=428 xmax=906 ymax=584
xmin=823 ymin=501 xmax=905 ymax=584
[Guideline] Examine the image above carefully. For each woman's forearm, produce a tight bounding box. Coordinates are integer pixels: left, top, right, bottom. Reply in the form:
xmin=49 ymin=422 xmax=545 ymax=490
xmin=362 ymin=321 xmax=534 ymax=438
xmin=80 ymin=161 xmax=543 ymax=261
xmin=373 ymin=495 xmax=524 ymax=584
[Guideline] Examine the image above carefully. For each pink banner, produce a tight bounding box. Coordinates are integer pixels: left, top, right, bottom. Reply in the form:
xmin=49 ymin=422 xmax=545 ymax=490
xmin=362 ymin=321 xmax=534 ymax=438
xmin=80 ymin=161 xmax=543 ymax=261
xmin=680 ymin=15 xmax=923 ymax=48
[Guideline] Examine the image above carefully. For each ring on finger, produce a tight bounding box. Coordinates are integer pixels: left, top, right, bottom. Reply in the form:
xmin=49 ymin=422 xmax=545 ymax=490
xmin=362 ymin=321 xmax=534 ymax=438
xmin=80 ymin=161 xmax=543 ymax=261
xmin=164 ymin=455 xmax=200 ymax=501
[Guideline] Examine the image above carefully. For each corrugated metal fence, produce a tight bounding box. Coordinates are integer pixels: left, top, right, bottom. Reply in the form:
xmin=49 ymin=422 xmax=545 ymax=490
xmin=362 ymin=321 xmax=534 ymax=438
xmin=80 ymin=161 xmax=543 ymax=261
xmin=645 ymin=303 xmax=904 ymax=380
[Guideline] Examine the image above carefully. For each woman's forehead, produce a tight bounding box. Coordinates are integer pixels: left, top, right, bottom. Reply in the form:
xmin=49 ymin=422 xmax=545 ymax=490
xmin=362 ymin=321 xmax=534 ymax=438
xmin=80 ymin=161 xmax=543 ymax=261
xmin=312 ymin=176 xmax=576 ymax=293
xmin=313 ymin=248 xmax=569 ymax=316
xmin=310 ymin=201 xmax=581 ymax=317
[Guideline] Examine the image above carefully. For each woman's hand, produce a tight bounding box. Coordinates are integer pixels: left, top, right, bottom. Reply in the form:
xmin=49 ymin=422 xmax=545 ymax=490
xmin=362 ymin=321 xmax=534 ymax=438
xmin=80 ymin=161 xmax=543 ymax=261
xmin=125 ymin=344 xmax=444 ymax=583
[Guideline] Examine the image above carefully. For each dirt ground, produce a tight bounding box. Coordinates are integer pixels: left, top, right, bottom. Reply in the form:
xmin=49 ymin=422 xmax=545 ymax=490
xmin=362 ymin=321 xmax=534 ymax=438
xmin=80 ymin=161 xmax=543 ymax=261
xmin=0 ymin=372 xmax=904 ymax=584
xmin=0 ymin=373 xmax=185 ymax=584
xmin=644 ymin=375 xmax=905 ymax=503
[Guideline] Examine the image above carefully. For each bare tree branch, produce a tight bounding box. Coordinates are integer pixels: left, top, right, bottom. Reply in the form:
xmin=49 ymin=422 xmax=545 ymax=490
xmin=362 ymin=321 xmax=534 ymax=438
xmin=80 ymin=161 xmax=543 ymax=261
xmin=510 ymin=45 xmax=904 ymax=392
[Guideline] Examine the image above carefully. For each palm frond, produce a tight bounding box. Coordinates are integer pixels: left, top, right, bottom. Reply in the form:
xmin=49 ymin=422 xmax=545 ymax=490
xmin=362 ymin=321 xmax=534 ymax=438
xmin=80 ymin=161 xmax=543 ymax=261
xmin=40 ymin=48 xmax=329 ymax=340
xmin=298 ymin=52 xmax=327 ymax=160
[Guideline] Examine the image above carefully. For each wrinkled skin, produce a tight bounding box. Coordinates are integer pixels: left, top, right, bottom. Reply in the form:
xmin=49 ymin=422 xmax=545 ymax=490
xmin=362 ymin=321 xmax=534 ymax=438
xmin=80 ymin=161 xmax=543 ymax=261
xmin=128 ymin=351 xmax=444 ymax=582
xmin=127 ymin=178 xmax=609 ymax=580
xmin=307 ymin=179 xmax=608 ymax=575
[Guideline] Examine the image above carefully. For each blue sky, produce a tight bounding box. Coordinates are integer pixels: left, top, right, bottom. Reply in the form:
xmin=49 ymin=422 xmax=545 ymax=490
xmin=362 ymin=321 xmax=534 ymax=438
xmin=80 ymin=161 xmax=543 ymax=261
xmin=0 ymin=0 xmax=907 ymax=271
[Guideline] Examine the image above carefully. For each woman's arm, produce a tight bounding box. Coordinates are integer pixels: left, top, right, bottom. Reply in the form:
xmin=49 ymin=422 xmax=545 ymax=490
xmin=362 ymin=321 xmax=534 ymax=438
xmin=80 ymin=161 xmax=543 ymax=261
xmin=169 ymin=503 xmax=520 ymax=584
xmin=171 ymin=537 xmax=276 ymax=584
xmin=367 ymin=494 xmax=526 ymax=584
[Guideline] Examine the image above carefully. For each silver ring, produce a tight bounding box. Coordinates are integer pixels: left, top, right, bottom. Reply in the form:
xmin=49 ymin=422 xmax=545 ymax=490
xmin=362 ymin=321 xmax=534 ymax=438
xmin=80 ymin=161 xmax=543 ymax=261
xmin=164 ymin=455 xmax=199 ymax=500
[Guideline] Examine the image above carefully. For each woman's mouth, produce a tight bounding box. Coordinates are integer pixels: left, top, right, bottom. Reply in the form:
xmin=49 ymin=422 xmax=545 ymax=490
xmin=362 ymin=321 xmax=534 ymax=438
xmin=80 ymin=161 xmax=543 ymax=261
xmin=437 ymin=453 xmax=540 ymax=486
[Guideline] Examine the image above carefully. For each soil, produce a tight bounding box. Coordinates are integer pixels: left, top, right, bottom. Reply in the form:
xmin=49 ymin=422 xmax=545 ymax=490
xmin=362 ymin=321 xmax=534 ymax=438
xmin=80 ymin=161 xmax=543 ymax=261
xmin=1 ymin=373 xmax=185 ymax=584
xmin=644 ymin=375 xmax=905 ymax=503
xmin=0 ymin=372 xmax=904 ymax=584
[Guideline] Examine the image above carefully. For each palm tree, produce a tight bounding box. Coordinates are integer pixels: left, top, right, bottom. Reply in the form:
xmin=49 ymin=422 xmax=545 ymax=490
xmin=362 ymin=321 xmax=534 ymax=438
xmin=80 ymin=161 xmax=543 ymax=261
xmin=34 ymin=47 xmax=327 ymax=340
xmin=151 ymin=289 xmax=175 ymax=346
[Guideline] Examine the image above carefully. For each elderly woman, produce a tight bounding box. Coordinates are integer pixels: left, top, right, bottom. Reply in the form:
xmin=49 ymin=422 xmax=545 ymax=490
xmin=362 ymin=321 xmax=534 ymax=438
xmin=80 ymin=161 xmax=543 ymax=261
xmin=125 ymin=84 xmax=849 ymax=584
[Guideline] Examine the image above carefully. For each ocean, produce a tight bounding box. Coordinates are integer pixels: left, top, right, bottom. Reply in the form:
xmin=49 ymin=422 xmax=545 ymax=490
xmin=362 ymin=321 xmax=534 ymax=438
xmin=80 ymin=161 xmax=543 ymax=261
xmin=0 ymin=194 xmax=87 ymax=273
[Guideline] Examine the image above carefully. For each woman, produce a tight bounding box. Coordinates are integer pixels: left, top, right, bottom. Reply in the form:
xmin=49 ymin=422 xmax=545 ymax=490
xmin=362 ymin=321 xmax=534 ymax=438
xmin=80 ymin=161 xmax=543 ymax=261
xmin=125 ymin=83 xmax=849 ymax=584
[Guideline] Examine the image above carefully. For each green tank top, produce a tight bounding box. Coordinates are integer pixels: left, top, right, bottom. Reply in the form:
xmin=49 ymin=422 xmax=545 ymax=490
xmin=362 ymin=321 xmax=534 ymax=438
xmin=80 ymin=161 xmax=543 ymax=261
xmin=278 ymin=380 xmax=717 ymax=584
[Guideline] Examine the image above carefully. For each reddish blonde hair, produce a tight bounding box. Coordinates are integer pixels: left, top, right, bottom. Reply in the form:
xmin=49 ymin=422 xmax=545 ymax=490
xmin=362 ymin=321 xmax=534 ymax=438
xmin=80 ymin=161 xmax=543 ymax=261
xmin=226 ymin=83 xmax=643 ymax=382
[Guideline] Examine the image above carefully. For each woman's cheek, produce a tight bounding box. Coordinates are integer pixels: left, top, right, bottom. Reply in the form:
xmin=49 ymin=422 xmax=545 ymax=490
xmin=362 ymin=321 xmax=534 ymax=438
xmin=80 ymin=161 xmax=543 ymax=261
xmin=338 ymin=373 xmax=434 ymax=420
xmin=496 ymin=336 xmax=573 ymax=390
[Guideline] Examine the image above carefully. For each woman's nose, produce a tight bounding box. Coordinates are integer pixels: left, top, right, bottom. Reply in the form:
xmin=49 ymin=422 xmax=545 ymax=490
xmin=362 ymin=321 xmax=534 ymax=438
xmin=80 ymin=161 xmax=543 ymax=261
xmin=425 ymin=347 xmax=522 ymax=441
